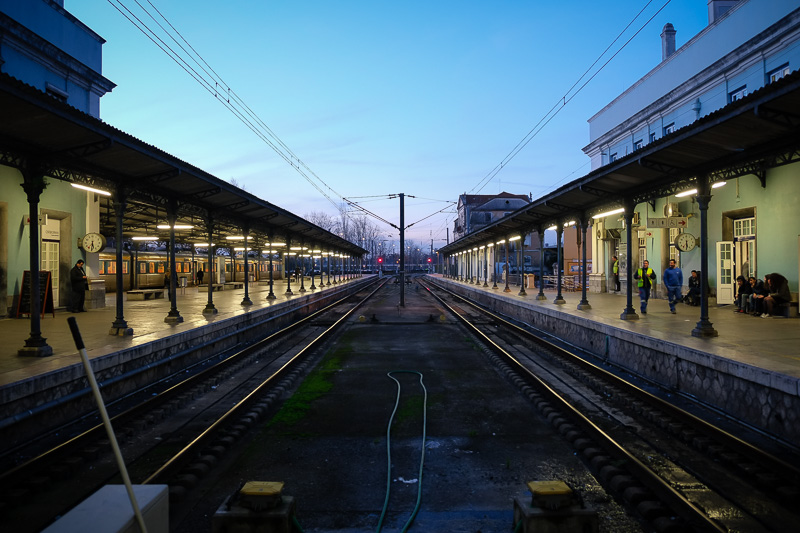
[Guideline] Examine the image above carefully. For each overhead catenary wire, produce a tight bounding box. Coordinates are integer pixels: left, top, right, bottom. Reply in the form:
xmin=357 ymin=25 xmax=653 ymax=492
xmin=107 ymin=0 xmax=350 ymax=216
xmin=469 ymin=0 xmax=671 ymax=195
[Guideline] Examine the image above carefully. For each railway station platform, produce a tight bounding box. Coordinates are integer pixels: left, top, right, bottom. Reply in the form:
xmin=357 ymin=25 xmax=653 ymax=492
xmin=425 ymin=274 xmax=800 ymax=444
xmin=0 ymin=275 xmax=372 ymax=441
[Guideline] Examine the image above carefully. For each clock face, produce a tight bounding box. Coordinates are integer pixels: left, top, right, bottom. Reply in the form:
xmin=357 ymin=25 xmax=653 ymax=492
xmin=82 ymin=233 xmax=105 ymax=253
xmin=675 ymin=233 xmax=696 ymax=252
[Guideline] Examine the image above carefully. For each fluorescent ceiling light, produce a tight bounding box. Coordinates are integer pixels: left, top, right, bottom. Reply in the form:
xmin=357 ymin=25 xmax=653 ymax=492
xmin=676 ymin=181 xmax=727 ymax=198
xmin=226 ymin=235 xmax=246 ymax=240
xmin=194 ymin=242 xmax=214 ymax=247
xmin=157 ymin=224 xmax=194 ymax=230
xmin=132 ymin=236 xmax=157 ymax=241
xmin=546 ymin=225 xmax=557 ymax=231
xmin=509 ymin=236 xmax=521 ymax=241
xmin=592 ymin=208 xmax=625 ymax=219
xmin=71 ymin=183 xmax=112 ymax=196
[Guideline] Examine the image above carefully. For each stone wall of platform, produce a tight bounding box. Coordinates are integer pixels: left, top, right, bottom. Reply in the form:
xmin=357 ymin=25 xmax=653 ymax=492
xmin=435 ymin=277 xmax=800 ymax=444
xmin=0 ymin=278 xmax=374 ymax=451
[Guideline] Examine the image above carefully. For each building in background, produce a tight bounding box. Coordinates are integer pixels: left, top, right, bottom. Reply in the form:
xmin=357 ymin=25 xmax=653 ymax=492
xmin=584 ymin=0 xmax=799 ymax=300
xmin=453 ymin=192 xmax=531 ymax=241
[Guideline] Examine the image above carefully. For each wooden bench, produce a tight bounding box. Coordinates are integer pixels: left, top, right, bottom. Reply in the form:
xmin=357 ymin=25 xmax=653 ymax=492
xmin=777 ymin=300 xmax=798 ymax=318
xmin=198 ymin=284 xmax=224 ymax=292
xmin=223 ymin=282 xmax=244 ymax=290
xmin=127 ymin=289 xmax=165 ymax=300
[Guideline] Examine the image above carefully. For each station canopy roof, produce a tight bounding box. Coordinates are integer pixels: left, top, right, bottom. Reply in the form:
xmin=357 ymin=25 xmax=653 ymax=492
xmin=0 ymin=72 xmax=366 ymax=255
xmin=441 ymin=69 xmax=800 ymax=255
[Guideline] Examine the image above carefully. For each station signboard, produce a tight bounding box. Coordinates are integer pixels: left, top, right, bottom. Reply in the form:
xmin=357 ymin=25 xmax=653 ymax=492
xmin=646 ymin=216 xmax=688 ymax=229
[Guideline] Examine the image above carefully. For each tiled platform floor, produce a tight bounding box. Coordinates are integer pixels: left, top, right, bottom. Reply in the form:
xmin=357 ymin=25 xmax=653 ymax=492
xmin=0 ymin=275 xmax=363 ymax=388
xmin=429 ymin=275 xmax=800 ymax=380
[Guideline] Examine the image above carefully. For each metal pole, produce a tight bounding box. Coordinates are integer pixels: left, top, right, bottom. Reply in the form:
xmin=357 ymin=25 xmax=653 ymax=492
xmin=400 ymin=193 xmax=405 ymax=307
xmin=620 ymin=202 xmax=639 ymax=320
xmin=693 ymin=176 xmax=719 ymax=337
xmin=204 ymin=219 xmax=217 ymax=313
xmin=68 ymin=317 xmax=149 ymax=533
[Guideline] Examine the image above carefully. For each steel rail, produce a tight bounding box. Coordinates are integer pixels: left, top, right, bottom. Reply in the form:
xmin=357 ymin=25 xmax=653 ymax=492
xmin=142 ymin=277 xmax=388 ymax=485
xmin=0 ymin=277 xmax=380 ymax=487
xmin=421 ymin=280 xmax=727 ymax=533
xmin=425 ymin=278 xmax=800 ymax=487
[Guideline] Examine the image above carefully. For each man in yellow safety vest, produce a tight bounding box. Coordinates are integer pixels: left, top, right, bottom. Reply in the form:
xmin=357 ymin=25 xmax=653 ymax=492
xmin=633 ymin=259 xmax=657 ymax=315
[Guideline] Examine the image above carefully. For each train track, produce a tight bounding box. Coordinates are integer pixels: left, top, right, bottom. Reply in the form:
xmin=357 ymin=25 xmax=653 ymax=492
xmin=422 ymin=277 xmax=800 ymax=533
xmin=0 ymin=277 xmax=385 ymax=532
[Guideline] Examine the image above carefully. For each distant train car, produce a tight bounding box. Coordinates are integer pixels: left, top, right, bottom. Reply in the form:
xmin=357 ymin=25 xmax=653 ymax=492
xmin=227 ymin=257 xmax=284 ymax=283
xmin=99 ymin=249 xmax=195 ymax=293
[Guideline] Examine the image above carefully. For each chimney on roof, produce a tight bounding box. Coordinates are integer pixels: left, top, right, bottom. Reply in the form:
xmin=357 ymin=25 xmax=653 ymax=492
xmin=661 ymin=23 xmax=676 ymax=61
xmin=707 ymin=0 xmax=740 ymax=24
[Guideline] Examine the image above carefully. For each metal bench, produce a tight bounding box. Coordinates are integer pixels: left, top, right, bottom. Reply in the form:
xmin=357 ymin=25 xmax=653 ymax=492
xmin=223 ymin=282 xmax=244 ymax=290
xmin=126 ymin=289 xmax=165 ymax=300
xmin=198 ymin=284 xmax=224 ymax=292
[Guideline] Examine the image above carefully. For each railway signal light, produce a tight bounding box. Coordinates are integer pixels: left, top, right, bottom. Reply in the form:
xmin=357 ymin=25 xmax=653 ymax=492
xmin=378 ymin=257 xmax=383 ymax=263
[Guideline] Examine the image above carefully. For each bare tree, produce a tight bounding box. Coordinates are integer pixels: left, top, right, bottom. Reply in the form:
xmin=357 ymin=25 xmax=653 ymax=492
xmin=229 ymin=177 xmax=247 ymax=191
xmin=304 ymin=211 xmax=338 ymax=233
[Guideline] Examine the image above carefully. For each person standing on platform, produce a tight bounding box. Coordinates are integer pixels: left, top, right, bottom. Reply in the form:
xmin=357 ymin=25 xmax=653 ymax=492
xmin=197 ymin=268 xmax=204 ymax=286
xmin=634 ymin=259 xmax=656 ymax=315
xmin=663 ymin=259 xmax=683 ymax=314
xmin=612 ymin=255 xmax=620 ymax=293
xmin=69 ymin=259 xmax=88 ymax=312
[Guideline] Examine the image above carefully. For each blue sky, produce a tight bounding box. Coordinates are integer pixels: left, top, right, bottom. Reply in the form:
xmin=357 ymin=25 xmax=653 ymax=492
xmin=69 ymin=1 xmax=707 ymax=245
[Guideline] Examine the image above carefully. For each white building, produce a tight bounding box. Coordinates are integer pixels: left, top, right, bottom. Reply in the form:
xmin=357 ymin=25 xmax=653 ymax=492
xmin=0 ymin=0 xmax=114 ymax=116
xmin=0 ymin=0 xmax=114 ymax=315
xmin=584 ymin=0 xmax=800 ymax=303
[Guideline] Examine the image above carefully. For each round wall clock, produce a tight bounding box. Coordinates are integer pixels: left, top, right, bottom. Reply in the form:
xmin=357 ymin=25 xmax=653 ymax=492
xmin=81 ymin=232 xmax=106 ymax=253
xmin=674 ymin=232 xmax=696 ymax=252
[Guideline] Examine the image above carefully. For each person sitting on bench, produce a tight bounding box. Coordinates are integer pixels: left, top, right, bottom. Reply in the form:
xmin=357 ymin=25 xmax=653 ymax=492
xmin=762 ymin=272 xmax=791 ymax=318
xmin=685 ymin=270 xmax=701 ymax=306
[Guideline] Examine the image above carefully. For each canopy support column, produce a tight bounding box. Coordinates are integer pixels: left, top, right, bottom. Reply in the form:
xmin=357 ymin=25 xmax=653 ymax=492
xmin=110 ymin=185 xmax=133 ymax=335
xmin=18 ymin=162 xmax=52 ymax=357
xmin=692 ymin=176 xmax=719 ymax=337
xmin=577 ymin=217 xmax=591 ymax=310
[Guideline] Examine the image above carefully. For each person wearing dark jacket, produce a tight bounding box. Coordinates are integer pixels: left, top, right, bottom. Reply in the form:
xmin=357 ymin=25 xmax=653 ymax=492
xmin=735 ymin=275 xmax=752 ymax=313
xmin=750 ymin=275 xmax=769 ymax=316
xmin=634 ymin=260 xmax=657 ymax=314
xmin=763 ymin=272 xmax=791 ymax=318
xmin=686 ymin=270 xmax=701 ymax=306
xmin=69 ymin=259 xmax=88 ymax=312
xmin=663 ymin=259 xmax=683 ymax=314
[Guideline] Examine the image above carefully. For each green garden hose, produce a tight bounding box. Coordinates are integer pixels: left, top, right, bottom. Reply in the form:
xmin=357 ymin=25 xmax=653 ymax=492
xmin=376 ymin=371 xmax=428 ymax=533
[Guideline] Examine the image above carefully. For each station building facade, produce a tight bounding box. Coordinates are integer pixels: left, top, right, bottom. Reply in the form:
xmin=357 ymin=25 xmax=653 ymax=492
xmin=0 ymin=0 xmax=115 ymax=315
xmin=584 ymin=0 xmax=800 ymax=302
xmin=453 ymin=192 xmax=592 ymax=279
